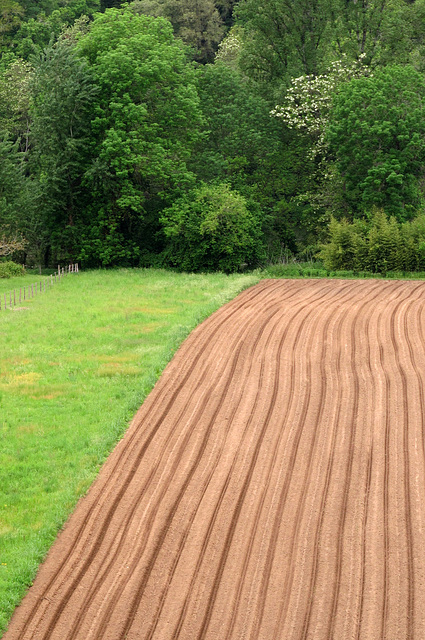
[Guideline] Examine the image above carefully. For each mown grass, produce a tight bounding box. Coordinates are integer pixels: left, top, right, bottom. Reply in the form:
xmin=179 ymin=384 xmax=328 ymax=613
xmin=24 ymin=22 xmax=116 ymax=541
xmin=0 ymin=268 xmax=259 ymax=634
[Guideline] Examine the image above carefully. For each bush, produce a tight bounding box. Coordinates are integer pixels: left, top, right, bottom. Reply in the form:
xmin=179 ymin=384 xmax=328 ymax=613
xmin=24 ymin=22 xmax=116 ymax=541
xmin=0 ymin=261 xmax=25 ymax=278
xmin=319 ymin=208 xmax=425 ymax=273
xmin=160 ymin=183 xmax=264 ymax=272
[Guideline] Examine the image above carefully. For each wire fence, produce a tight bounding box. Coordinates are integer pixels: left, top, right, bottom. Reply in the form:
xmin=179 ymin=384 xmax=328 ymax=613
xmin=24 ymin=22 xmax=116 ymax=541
xmin=0 ymin=263 xmax=79 ymax=312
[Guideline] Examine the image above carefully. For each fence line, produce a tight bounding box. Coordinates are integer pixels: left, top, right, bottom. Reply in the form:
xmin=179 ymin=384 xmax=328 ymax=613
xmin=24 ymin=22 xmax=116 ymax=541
xmin=0 ymin=263 xmax=79 ymax=312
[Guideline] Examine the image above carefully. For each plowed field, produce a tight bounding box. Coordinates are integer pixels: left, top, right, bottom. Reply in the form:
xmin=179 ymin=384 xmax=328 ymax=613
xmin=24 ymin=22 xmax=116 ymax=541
xmin=4 ymin=279 xmax=425 ymax=640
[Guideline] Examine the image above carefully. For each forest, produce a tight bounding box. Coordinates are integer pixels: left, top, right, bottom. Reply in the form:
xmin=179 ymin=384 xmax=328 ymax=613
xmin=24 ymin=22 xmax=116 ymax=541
xmin=2 ymin=0 xmax=425 ymax=272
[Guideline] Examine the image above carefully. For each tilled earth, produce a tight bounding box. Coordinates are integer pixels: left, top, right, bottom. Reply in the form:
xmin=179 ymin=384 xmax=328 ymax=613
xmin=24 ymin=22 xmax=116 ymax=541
xmin=4 ymin=279 xmax=425 ymax=639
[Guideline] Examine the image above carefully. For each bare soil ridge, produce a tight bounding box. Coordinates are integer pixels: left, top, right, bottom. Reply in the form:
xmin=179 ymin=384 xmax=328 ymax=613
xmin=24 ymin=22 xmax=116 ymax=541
xmin=4 ymin=279 xmax=425 ymax=639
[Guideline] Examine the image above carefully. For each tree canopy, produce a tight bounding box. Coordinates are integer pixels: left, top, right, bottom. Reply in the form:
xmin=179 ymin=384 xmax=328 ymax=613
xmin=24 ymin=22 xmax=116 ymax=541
xmin=2 ymin=0 xmax=425 ymax=272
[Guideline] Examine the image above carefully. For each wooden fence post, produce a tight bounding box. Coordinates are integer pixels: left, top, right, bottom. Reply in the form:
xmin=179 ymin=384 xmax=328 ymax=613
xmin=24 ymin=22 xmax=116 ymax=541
xmin=14 ymin=290 xmax=16 ymax=306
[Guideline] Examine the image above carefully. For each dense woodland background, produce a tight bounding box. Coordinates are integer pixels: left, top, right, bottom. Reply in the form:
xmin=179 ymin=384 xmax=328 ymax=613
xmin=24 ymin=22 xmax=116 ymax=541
xmin=2 ymin=0 xmax=425 ymax=272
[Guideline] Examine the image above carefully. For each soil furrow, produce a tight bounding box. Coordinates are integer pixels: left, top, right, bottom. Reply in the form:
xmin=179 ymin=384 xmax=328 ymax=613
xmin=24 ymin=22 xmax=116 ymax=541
xmin=4 ymin=279 xmax=425 ymax=640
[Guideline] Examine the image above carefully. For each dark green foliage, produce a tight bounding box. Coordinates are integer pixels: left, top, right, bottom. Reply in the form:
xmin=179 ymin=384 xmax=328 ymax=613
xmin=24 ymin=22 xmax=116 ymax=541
xmin=130 ymin=0 xmax=224 ymax=63
xmin=30 ymin=39 xmax=98 ymax=263
xmin=2 ymin=1 xmax=100 ymax=59
xmin=0 ymin=136 xmax=33 ymax=232
xmin=320 ymin=209 xmax=425 ymax=273
xmin=236 ymin=0 xmax=334 ymax=87
xmin=327 ymin=65 xmax=425 ymax=220
xmin=215 ymin=0 xmax=235 ymax=27
xmin=161 ymin=183 xmax=264 ymax=272
xmin=2 ymin=0 xmax=425 ymax=271
xmin=190 ymin=62 xmax=301 ymax=258
xmin=190 ymin=63 xmax=281 ymax=191
xmin=0 ymin=57 xmax=32 ymax=150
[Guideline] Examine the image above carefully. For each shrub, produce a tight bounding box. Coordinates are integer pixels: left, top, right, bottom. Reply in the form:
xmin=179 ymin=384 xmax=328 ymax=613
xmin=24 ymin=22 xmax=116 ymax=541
xmin=0 ymin=261 xmax=25 ymax=278
xmin=160 ymin=183 xmax=264 ymax=272
xmin=320 ymin=208 xmax=425 ymax=273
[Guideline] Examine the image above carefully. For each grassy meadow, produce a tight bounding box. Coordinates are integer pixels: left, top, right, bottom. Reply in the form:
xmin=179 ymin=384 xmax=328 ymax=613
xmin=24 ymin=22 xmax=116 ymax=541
xmin=0 ymin=268 xmax=260 ymax=634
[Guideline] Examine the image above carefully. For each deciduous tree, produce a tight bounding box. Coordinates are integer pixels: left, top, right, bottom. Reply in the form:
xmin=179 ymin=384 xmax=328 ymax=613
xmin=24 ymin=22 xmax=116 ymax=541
xmin=76 ymin=7 xmax=202 ymax=265
xmin=327 ymin=65 xmax=425 ymax=219
xmin=131 ymin=0 xmax=224 ymax=63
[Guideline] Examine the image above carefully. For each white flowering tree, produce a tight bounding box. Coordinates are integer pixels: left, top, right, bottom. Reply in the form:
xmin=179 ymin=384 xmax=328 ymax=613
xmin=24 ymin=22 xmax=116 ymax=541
xmin=0 ymin=232 xmax=26 ymax=257
xmin=271 ymin=55 xmax=370 ymax=158
xmin=269 ymin=56 xmax=372 ymax=219
xmin=215 ymin=26 xmax=243 ymax=69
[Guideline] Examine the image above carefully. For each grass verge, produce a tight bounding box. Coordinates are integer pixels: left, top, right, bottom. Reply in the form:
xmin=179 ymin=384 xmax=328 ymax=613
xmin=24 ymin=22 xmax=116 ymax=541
xmin=261 ymin=261 xmax=425 ymax=279
xmin=0 ymin=268 xmax=259 ymax=634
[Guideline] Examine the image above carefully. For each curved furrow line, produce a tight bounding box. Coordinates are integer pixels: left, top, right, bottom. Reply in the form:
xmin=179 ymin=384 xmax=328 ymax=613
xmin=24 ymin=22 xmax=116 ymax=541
xmin=376 ymin=283 xmax=423 ymax=640
xmin=89 ymin=283 xmax=307 ymax=639
xmin=356 ymin=445 xmax=374 ymax=640
xmin=379 ymin=317 xmax=391 ymax=640
xmin=325 ymin=282 xmax=393 ymax=640
xmin=144 ymin=291 xmax=301 ymax=640
xmin=122 ymin=282 xmax=338 ymax=638
xmin=34 ymin=282 xmax=296 ymax=639
xmin=64 ymin=285 xmax=296 ymax=640
xmin=402 ymin=289 xmax=425 ymax=476
xmin=353 ymin=289 xmax=381 ymax=640
xmin=268 ymin=283 xmax=362 ymax=640
xmin=239 ymin=281 xmax=365 ymax=640
xmin=297 ymin=283 xmax=367 ymax=640
xmin=193 ymin=281 xmax=345 ymax=640
xmin=99 ymin=289 xmax=297 ymax=640
xmin=193 ymin=283 xmax=358 ymax=640
xmin=13 ymin=279 xmax=281 ymax=639
xmin=42 ymin=291 xmax=270 ymax=640
xmin=388 ymin=283 xmax=425 ymax=639
xmin=223 ymin=292 xmax=340 ymax=640
xmin=417 ymin=301 xmax=425 ymax=470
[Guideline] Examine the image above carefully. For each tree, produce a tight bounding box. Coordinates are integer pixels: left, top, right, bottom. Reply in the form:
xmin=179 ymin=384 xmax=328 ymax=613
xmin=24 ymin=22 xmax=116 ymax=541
xmin=327 ymin=65 xmax=425 ymax=220
xmin=215 ymin=0 xmax=236 ymax=27
xmin=235 ymin=0 xmax=336 ymax=88
xmin=190 ymin=62 xmax=299 ymax=257
xmin=0 ymin=136 xmax=33 ymax=251
xmin=0 ymin=57 xmax=33 ymax=151
xmin=214 ymin=25 xmax=243 ymax=68
xmin=161 ymin=182 xmax=263 ymax=272
xmin=0 ymin=0 xmax=23 ymax=48
xmin=191 ymin=62 xmax=281 ymax=189
xmin=0 ymin=231 xmax=25 ymax=256
xmin=3 ymin=0 xmax=100 ymax=59
xmin=76 ymin=7 xmax=202 ymax=266
xmin=130 ymin=0 xmax=224 ymax=63
xmin=30 ymin=39 xmax=98 ymax=263
xmin=271 ymin=55 xmax=370 ymax=157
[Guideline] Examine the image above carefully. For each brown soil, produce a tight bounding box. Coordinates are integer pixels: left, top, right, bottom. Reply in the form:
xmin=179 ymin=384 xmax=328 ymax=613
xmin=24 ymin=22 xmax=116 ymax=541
xmin=4 ymin=279 xmax=425 ymax=640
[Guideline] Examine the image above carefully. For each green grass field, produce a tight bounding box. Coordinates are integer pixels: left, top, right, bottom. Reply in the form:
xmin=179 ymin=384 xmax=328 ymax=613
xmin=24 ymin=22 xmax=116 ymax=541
xmin=0 ymin=268 xmax=259 ymax=634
